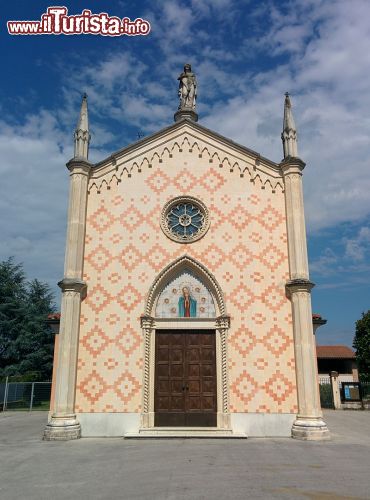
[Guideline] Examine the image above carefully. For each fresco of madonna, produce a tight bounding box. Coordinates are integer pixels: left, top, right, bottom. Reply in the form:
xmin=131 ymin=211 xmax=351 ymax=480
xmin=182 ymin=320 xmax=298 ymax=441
xmin=178 ymin=286 xmax=197 ymax=317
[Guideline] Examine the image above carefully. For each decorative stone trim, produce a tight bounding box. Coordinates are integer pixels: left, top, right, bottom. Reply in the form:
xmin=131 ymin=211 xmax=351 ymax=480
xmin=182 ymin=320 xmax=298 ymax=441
xmin=88 ymin=132 xmax=285 ymax=195
xmin=141 ymin=262 xmax=230 ymax=430
xmin=144 ymin=255 xmax=226 ymax=316
xmin=160 ymin=196 xmax=210 ymax=243
xmin=215 ymin=314 xmax=231 ymax=329
xmin=220 ymin=328 xmax=229 ymax=415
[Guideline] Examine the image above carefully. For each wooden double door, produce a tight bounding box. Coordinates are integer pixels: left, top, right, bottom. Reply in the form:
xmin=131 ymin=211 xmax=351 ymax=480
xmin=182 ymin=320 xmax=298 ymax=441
xmin=154 ymin=330 xmax=217 ymax=427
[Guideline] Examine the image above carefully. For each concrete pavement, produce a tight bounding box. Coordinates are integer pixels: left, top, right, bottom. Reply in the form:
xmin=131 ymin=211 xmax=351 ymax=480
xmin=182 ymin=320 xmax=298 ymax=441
xmin=0 ymin=410 xmax=369 ymax=499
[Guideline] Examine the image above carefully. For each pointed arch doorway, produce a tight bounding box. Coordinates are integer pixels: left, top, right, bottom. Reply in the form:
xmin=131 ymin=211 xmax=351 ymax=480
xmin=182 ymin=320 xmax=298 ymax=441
xmin=140 ymin=256 xmax=231 ymax=429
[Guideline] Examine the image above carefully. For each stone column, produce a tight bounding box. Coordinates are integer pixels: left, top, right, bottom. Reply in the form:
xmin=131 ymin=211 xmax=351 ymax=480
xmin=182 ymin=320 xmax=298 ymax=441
xmin=330 ymin=371 xmax=342 ymax=410
xmin=44 ymin=159 xmax=91 ymax=440
xmin=282 ymin=157 xmax=330 ymax=440
xmin=49 ymin=333 xmax=59 ymax=414
xmin=352 ymin=363 xmax=359 ymax=382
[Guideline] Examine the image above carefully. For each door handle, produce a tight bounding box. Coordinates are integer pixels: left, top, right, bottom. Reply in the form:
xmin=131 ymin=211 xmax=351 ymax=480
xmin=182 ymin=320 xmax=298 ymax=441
xmin=186 ymin=385 xmax=189 ymax=391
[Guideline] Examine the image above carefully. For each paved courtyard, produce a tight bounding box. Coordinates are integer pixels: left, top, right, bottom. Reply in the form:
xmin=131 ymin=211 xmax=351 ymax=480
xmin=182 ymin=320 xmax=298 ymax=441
xmin=0 ymin=410 xmax=369 ymax=499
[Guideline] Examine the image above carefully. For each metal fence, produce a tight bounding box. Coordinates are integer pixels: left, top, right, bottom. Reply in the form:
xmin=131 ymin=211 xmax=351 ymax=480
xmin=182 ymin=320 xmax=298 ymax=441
xmin=0 ymin=380 xmax=51 ymax=411
xmin=361 ymin=382 xmax=370 ymax=400
xmin=318 ymin=376 xmax=334 ymax=409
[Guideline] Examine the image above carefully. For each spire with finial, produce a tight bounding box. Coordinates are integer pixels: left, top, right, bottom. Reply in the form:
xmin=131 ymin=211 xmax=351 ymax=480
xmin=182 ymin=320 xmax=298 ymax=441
xmin=281 ymin=92 xmax=298 ymax=158
xmin=74 ymin=93 xmax=90 ymax=160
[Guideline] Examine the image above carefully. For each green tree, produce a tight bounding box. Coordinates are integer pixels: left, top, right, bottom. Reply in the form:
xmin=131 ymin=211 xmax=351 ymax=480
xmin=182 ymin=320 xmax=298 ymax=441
xmin=353 ymin=310 xmax=370 ymax=381
xmin=0 ymin=258 xmax=56 ymax=380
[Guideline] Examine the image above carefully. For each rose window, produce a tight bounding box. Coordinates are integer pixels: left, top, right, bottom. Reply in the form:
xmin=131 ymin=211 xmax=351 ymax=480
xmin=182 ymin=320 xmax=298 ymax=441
xmin=161 ymin=196 xmax=209 ymax=243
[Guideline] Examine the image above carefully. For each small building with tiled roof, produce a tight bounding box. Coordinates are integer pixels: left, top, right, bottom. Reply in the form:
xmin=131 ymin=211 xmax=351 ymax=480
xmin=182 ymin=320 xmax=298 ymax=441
xmin=316 ymin=345 xmax=358 ymax=382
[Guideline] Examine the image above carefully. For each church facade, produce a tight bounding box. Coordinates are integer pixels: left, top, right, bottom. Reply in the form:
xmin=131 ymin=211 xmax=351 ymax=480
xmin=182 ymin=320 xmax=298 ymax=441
xmin=44 ymin=66 xmax=329 ymax=440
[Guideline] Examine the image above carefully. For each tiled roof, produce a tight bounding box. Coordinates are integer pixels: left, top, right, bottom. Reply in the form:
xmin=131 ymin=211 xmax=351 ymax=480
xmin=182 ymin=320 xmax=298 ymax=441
xmin=47 ymin=313 xmax=61 ymax=320
xmin=316 ymin=345 xmax=356 ymax=359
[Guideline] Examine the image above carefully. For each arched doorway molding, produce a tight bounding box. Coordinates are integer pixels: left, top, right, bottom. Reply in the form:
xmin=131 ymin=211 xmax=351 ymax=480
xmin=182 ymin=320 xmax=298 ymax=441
xmin=145 ymin=254 xmax=226 ymax=317
xmin=140 ymin=255 xmax=231 ymax=430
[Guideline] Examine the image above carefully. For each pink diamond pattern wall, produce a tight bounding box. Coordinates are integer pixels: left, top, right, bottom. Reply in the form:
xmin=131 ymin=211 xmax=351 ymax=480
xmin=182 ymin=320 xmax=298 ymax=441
xmin=75 ymin=131 xmax=298 ymax=414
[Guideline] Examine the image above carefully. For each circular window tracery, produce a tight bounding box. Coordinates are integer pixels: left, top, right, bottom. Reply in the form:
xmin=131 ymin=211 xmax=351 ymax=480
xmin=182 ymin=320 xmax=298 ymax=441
xmin=161 ymin=196 xmax=209 ymax=243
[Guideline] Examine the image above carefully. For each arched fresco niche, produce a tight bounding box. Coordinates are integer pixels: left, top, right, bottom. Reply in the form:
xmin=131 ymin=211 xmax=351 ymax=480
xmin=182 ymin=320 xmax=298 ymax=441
xmin=155 ymin=270 xmax=216 ymax=318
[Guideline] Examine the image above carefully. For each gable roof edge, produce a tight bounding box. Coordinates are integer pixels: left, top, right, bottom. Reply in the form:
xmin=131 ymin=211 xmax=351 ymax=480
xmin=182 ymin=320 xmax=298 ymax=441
xmin=93 ymin=119 xmax=279 ymax=172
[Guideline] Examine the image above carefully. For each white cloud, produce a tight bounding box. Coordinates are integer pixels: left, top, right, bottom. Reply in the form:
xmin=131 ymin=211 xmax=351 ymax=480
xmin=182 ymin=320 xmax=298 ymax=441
xmin=344 ymin=227 xmax=370 ymax=261
xmin=0 ymin=112 xmax=69 ymax=292
xmin=202 ymin=0 xmax=370 ymax=232
xmin=309 ymin=247 xmax=338 ymax=276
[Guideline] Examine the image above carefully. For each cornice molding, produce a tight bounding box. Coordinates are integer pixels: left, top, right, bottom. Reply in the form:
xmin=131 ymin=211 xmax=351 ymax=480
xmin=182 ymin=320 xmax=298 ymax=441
xmin=93 ymin=120 xmax=278 ymax=171
xmin=87 ymin=127 xmax=285 ymax=196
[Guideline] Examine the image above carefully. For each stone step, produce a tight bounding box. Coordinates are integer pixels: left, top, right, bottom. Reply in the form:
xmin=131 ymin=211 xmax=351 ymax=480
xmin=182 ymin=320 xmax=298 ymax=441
xmin=124 ymin=427 xmax=247 ymax=439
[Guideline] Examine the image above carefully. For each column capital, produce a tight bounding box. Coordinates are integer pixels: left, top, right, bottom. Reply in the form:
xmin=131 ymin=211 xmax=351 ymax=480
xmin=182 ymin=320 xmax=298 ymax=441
xmin=66 ymin=158 xmax=93 ymax=174
xmin=286 ymin=278 xmax=315 ymax=294
xmin=280 ymin=156 xmax=306 ymax=175
xmin=140 ymin=315 xmax=155 ymax=330
xmin=216 ymin=314 xmax=231 ymax=329
xmin=58 ymin=278 xmax=87 ymax=294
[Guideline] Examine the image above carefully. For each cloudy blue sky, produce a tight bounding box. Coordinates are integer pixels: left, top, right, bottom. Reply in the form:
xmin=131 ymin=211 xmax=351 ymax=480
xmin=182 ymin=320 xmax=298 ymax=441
xmin=1 ymin=0 xmax=370 ymax=347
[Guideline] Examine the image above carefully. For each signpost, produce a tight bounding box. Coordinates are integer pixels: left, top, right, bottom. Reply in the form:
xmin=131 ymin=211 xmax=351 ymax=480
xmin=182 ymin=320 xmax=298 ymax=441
xmin=341 ymin=382 xmax=362 ymax=402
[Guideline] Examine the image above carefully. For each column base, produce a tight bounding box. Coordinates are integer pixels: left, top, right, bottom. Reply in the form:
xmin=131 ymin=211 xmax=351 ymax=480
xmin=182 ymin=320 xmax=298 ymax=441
xmin=217 ymin=412 xmax=231 ymax=429
xmin=43 ymin=413 xmax=81 ymax=441
xmin=291 ymin=416 xmax=330 ymax=441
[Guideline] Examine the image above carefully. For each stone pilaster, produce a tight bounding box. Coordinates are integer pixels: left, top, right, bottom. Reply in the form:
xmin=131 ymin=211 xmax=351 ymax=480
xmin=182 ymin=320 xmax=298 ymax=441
xmin=282 ymin=157 xmax=330 ymax=440
xmin=330 ymin=371 xmax=342 ymax=410
xmin=140 ymin=315 xmax=155 ymax=428
xmin=44 ymin=159 xmax=91 ymax=440
xmin=216 ymin=315 xmax=231 ymax=429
